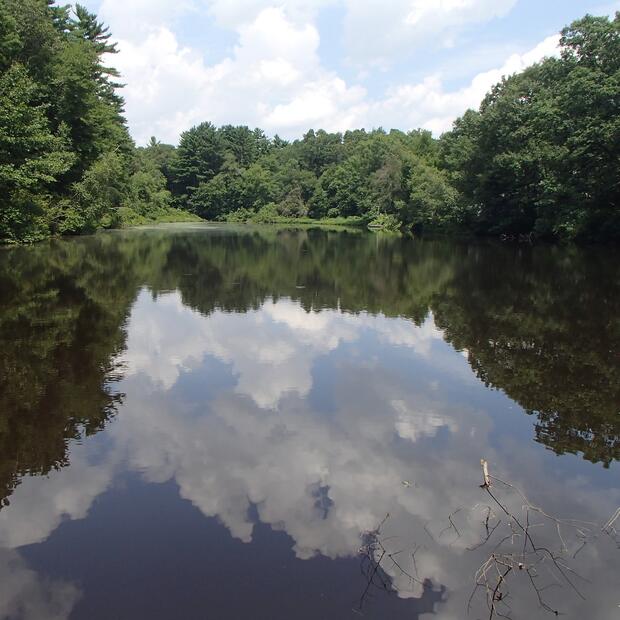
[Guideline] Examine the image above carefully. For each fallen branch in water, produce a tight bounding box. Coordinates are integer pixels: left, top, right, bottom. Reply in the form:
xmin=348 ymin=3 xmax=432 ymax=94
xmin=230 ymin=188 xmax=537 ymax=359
xmin=356 ymin=459 xmax=619 ymax=619
xmin=468 ymin=458 xmax=618 ymax=619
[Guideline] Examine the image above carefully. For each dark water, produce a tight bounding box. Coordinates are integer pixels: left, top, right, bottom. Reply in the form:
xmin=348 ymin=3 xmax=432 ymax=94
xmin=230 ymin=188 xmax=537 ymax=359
xmin=0 ymin=224 xmax=618 ymax=620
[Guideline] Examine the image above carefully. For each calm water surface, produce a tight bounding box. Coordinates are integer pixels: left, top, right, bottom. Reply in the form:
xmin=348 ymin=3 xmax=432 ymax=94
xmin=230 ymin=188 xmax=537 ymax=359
xmin=0 ymin=224 xmax=618 ymax=619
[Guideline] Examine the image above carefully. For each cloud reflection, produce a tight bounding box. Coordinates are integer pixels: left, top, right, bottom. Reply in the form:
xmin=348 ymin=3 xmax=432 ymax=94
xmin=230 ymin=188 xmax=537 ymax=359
xmin=121 ymin=289 xmax=450 ymax=408
xmin=0 ymin=549 xmax=79 ymax=620
xmin=1 ymin=291 xmax=618 ymax=619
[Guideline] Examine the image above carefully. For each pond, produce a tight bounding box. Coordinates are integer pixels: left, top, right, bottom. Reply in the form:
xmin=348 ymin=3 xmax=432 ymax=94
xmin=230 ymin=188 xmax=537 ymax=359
xmin=0 ymin=223 xmax=618 ymax=620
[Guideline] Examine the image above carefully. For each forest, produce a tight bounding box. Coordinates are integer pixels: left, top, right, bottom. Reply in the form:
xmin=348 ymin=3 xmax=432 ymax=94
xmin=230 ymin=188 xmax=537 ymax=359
xmin=1 ymin=2 xmax=619 ymax=243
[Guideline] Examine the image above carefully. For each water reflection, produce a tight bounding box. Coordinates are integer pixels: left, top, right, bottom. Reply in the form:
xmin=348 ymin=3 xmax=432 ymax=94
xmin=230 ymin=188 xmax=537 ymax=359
xmin=0 ymin=238 xmax=133 ymax=507
xmin=0 ymin=225 xmax=618 ymax=619
xmin=0 ymin=549 xmax=79 ymax=620
xmin=432 ymin=244 xmax=620 ymax=466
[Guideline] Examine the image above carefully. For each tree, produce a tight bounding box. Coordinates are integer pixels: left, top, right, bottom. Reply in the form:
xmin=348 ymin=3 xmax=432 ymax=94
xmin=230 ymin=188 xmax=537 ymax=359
xmin=0 ymin=2 xmax=20 ymax=72
xmin=297 ymin=129 xmax=344 ymax=176
xmin=65 ymin=150 xmax=129 ymax=233
xmin=404 ymin=161 xmax=460 ymax=229
xmin=188 ymin=174 xmax=236 ymax=220
xmin=124 ymin=166 xmax=172 ymax=218
xmin=440 ymin=13 xmax=620 ymax=240
xmin=0 ymin=64 xmax=74 ymax=241
xmin=170 ymin=122 xmax=224 ymax=204
xmin=139 ymin=137 xmax=177 ymax=189
xmin=0 ymin=0 xmax=136 ymax=242
xmin=218 ymin=125 xmax=271 ymax=167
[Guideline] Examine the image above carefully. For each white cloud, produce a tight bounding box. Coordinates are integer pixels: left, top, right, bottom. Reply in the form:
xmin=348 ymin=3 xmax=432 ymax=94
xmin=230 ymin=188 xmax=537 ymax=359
xmin=120 ymin=291 xmax=455 ymax=407
xmin=0 ymin=550 xmax=79 ymax=620
xmin=343 ymin=0 xmax=518 ymax=67
xmin=360 ymin=34 xmax=560 ymax=134
xmin=0 ymin=443 xmax=117 ymax=549
xmin=108 ymin=7 xmax=365 ymax=143
xmin=392 ymin=398 xmax=458 ymax=441
xmin=200 ymin=0 xmax=518 ymax=62
xmin=111 ymin=293 xmax=487 ymax=559
xmin=98 ymin=0 xmax=196 ymax=39
xmin=205 ymin=0 xmax=337 ymax=28
xmin=122 ymin=291 xmax=358 ymax=406
xmin=113 ymin=26 xmax=558 ymax=144
xmin=89 ymin=0 xmax=562 ymax=144
xmin=110 ymin=28 xmax=216 ymax=144
xmin=363 ymin=312 xmax=445 ymax=354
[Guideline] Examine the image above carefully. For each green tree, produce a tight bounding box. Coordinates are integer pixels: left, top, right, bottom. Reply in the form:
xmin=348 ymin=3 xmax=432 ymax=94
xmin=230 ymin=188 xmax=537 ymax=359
xmin=140 ymin=137 xmax=177 ymax=188
xmin=0 ymin=2 xmax=20 ymax=72
xmin=66 ymin=151 xmax=129 ymax=232
xmin=403 ymin=161 xmax=460 ymax=229
xmin=441 ymin=13 xmax=620 ymax=240
xmin=0 ymin=64 xmax=74 ymax=242
xmin=170 ymin=122 xmax=224 ymax=204
xmin=0 ymin=0 xmax=134 ymax=242
xmin=218 ymin=125 xmax=271 ymax=167
xmin=297 ymin=129 xmax=344 ymax=176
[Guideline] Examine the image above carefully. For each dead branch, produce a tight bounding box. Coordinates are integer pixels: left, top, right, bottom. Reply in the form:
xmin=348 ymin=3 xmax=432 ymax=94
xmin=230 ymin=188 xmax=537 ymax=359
xmin=356 ymin=461 xmax=618 ymax=620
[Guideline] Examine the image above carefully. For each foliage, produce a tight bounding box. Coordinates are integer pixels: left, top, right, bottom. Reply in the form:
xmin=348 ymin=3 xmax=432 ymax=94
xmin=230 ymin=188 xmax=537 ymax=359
xmin=440 ymin=13 xmax=620 ymax=241
xmin=0 ymin=235 xmax=133 ymax=503
xmin=368 ymin=213 xmax=401 ymax=231
xmin=432 ymin=243 xmax=620 ymax=466
xmin=169 ymin=122 xmax=224 ymax=205
xmin=0 ymin=0 xmax=169 ymax=243
xmin=159 ymin=13 xmax=619 ymax=240
xmin=116 ymin=206 xmax=202 ymax=227
xmin=2 ymin=8 xmax=619 ymax=242
xmin=0 ymin=63 xmax=74 ymax=242
xmin=69 ymin=150 xmax=128 ymax=231
xmin=162 ymin=124 xmax=450 ymax=229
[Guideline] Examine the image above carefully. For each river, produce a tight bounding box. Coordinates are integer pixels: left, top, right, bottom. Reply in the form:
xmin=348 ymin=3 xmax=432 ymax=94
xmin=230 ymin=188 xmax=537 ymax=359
xmin=0 ymin=223 xmax=618 ymax=619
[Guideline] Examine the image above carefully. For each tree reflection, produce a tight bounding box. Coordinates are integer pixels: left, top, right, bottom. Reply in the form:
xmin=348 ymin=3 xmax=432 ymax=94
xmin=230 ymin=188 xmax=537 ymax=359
xmin=0 ymin=238 xmax=138 ymax=505
xmin=0 ymin=226 xmax=617 ymax=514
xmin=153 ymin=230 xmax=619 ymax=466
xmin=432 ymin=243 xmax=620 ymax=467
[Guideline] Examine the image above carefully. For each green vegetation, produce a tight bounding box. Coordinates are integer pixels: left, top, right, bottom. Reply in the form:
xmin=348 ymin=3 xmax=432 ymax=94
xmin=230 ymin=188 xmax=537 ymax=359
xmin=440 ymin=14 xmax=620 ymax=241
xmin=0 ymin=235 xmax=135 ymax=503
xmin=1 ymin=7 xmax=618 ymax=242
xmin=163 ymin=122 xmax=453 ymax=233
xmin=116 ymin=206 xmax=202 ymax=227
xmin=156 ymin=13 xmax=620 ymax=241
xmin=0 ymin=1 xmax=181 ymax=244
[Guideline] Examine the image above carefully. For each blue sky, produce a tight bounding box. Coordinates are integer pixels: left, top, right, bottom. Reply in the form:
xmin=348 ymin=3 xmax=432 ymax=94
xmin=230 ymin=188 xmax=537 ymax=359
xmin=81 ymin=0 xmax=619 ymax=144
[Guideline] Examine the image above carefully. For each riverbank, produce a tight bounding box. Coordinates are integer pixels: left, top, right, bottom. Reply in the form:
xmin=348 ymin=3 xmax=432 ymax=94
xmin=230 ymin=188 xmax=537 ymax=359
xmin=222 ymin=213 xmax=368 ymax=228
xmin=117 ymin=207 xmax=203 ymax=227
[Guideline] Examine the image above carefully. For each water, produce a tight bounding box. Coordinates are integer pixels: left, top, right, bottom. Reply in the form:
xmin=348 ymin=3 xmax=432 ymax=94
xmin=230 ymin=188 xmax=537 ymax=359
xmin=0 ymin=224 xmax=618 ymax=620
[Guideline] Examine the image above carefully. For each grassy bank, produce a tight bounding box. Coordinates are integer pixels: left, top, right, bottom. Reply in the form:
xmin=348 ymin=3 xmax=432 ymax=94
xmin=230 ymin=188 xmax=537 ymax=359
xmin=117 ymin=207 xmax=203 ymax=227
xmin=224 ymin=212 xmax=368 ymax=228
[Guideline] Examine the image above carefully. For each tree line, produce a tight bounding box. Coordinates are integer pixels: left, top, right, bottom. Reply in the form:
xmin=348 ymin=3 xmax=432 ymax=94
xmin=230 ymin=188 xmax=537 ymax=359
xmin=1 ymin=4 xmax=618 ymax=243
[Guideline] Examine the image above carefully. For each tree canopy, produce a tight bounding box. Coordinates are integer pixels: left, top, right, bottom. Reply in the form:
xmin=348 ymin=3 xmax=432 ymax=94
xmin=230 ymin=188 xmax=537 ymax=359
xmin=135 ymin=13 xmax=618 ymax=241
xmin=440 ymin=13 xmax=620 ymax=241
xmin=0 ymin=0 xmax=177 ymax=243
xmin=1 ymin=9 xmax=618 ymax=242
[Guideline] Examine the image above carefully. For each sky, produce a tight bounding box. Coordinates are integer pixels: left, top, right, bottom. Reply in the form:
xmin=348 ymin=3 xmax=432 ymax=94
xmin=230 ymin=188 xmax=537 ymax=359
xmin=80 ymin=0 xmax=620 ymax=145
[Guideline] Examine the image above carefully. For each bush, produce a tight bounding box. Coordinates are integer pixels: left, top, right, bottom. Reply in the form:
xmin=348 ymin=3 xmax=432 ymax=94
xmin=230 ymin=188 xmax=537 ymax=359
xmin=368 ymin=213 xmax=401 ymax=231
